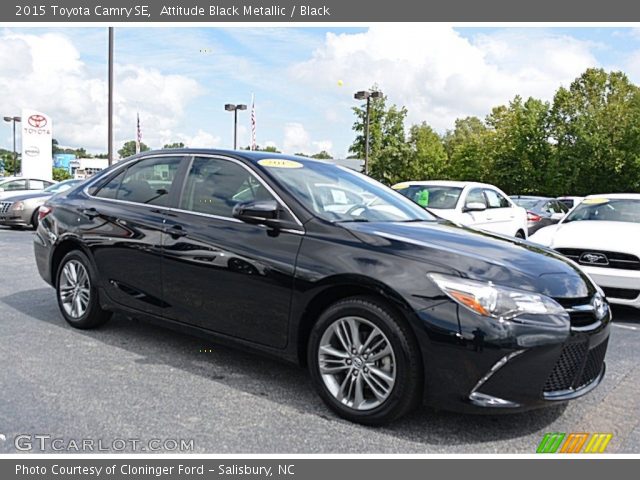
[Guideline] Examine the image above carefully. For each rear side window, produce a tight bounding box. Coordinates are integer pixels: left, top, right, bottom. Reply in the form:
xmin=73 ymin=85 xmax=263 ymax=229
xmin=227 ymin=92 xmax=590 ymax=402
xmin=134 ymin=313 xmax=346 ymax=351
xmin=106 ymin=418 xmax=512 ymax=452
xmin=1 ymin=179 xmax=27 ymax=191
xmin=484 ymin=189 xmax=511 ymax=208
xmin=29 ymin=180 xmax=46 ymax=190
xmin=94 ymin=156 xmax=182 ymax=206
xmin=180 ymin=157 xmax=274 ymax=218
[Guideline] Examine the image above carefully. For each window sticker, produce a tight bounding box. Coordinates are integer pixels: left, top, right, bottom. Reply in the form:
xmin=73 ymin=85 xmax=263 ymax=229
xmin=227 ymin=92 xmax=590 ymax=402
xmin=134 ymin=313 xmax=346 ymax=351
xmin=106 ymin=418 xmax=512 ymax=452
xmin=258 ymin=159 xmax=303 ymax=169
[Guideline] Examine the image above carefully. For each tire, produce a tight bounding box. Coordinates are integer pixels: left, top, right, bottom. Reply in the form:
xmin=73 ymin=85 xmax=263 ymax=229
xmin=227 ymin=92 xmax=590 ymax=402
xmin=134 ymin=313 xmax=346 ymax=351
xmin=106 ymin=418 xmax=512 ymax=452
xmin=31 ymin=210 xmax=39 ymax=230
xmin=56 ymin=250 xmax=111 ymax=329
xmin=307 ymin=296 xmax=423 ymax=425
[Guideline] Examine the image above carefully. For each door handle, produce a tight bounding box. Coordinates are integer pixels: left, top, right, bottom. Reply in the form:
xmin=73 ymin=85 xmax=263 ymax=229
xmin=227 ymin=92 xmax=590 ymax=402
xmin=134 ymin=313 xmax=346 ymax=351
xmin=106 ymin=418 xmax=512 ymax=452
xmin=80 ymin=207 xmax=100 ymax=219
xmin=166 ymin=224 xmax=187 ymax=238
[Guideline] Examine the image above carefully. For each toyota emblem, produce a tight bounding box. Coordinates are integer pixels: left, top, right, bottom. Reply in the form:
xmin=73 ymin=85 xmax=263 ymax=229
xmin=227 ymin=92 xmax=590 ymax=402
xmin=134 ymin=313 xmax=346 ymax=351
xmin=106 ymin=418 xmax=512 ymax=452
xmin=28 ymin=114 xmax=47 ymax=128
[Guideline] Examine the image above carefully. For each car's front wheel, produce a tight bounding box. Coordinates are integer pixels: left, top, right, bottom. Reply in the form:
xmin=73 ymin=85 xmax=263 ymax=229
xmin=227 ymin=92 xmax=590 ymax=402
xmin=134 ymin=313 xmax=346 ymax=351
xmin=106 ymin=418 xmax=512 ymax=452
xmin=56 ymin=250 xmax=111 ymax=329
xmin=308 ymin=297 xmax=422 ymax=425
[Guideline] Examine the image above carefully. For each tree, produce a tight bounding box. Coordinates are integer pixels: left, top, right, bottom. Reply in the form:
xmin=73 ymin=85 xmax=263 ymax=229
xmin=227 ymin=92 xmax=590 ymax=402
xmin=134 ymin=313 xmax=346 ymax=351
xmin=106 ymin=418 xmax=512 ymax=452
xmin=243 ymin=145 xmax=281 ymax=153
xmin=311 ymin=150 xmax=333 ymax=159
xmin=350 ymin=90 xmax=412 ymax=184
xmin=551 ymin=68 xmax=640 ymax=195
xmin=118 ymin=140 xmax=150 ymax=159
xmin=52 ymin=167 xmax=72 ymax=181
xmin=443 ymin=116 xmax=493 ymax=182
xmin=1 ymin=152 xmax=20 ymax=176
xmin=163 ymin=142 xmax=186 ymax=149
xmin=407 ymin=123 xmax=449 ymax=180
xmin=486 ymin=96 xmax=555 ymax=195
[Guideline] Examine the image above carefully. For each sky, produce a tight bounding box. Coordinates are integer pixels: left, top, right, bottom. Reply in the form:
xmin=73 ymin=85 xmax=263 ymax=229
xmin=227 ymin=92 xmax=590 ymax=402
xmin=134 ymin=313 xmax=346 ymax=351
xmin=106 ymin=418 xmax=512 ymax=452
xmin=2 ymin=26 xmax=640 ymax=158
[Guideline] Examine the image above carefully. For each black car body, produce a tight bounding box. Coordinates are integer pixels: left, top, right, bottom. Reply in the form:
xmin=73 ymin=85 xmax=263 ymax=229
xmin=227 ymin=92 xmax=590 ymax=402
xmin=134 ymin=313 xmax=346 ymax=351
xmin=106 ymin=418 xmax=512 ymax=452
xmin=33 ymin=150 xmax=611 ymax=424
xmin=512 ymin=196 xmax=569 ymax=235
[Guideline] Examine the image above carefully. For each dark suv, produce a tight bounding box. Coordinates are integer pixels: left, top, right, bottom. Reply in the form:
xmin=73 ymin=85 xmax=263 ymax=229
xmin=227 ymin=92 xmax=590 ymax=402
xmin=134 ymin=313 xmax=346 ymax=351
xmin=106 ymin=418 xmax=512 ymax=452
xmin=34 ymin=150 xmax=611 ymax=424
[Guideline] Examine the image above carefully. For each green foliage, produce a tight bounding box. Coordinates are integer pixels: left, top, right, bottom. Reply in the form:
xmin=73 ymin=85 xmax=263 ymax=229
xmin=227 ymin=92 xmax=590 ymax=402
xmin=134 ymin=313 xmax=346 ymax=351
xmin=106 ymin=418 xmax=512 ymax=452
xmin=52 ymin=167 xmax=72 ymax=181
xmin=163 ymin=142 xmax=186 ymax=149
xmin=350 ymin=69 xmax=640 ymax=195
xmin=1 ymin=152 xmax=20 ymax=176
xmin=118 ymin=140 xmax=150 ymax=159
xmin=243 ymin=145 xmax=281 ymax=153
xmin=311 ymin=150 xmax=333 ymax=159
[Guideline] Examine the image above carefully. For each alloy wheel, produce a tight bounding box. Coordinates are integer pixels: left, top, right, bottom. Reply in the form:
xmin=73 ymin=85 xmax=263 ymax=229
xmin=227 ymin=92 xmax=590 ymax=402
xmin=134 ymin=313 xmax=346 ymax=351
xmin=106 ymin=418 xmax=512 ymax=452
xmin=317 ymin=316 xmax=396 ymax=411
xmin=58 ymin=260 xmax=91 ymax=319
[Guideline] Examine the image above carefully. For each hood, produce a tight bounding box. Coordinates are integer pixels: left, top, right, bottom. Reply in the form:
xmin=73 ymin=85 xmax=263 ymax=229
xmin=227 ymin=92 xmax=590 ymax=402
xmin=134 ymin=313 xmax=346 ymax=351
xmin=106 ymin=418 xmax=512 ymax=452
xmin=342 ymin=220 xmax=595 ymax=299
xmin=0 ymin=192 xmax=51 ymax=202
xmin=540 ymin=221 xmax=640 ymax=255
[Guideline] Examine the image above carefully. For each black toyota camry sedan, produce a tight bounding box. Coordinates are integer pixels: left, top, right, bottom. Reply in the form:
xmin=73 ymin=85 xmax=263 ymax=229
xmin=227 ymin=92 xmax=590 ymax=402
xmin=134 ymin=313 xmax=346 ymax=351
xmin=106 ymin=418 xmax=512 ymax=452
xmin=33 ymin=150 xmax=611 ymax=424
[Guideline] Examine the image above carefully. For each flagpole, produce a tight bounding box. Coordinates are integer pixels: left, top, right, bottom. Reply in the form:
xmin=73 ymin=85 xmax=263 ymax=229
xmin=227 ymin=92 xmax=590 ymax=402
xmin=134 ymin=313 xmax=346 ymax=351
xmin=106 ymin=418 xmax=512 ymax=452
xmin=250 ymin=94 xmax=256 ymax=151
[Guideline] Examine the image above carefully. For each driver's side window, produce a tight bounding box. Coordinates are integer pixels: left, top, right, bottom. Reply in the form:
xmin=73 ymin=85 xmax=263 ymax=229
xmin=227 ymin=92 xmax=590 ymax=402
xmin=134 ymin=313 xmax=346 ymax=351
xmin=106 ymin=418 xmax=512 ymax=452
xmin=465 ymin=188 xmax=486 ymax=207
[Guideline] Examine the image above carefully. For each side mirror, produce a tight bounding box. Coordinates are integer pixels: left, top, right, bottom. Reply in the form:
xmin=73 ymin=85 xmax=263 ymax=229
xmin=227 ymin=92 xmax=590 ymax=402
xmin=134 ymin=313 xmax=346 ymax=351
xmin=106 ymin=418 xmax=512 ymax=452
xmin=232 ymin=199 xmax=281 ymax=228
xmin=464 ymin=202 xmax=487 ymax=212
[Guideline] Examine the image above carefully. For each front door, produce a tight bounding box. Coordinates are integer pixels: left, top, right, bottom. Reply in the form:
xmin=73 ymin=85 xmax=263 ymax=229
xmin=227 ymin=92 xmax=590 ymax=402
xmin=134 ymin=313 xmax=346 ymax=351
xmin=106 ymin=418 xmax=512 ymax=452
xmin=161 ymin=156 xmax=303 ymax=348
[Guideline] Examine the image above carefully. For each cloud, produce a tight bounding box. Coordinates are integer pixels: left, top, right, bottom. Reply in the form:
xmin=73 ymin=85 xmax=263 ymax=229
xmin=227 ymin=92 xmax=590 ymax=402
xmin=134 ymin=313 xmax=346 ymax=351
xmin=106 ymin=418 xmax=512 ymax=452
xmin=283 ymin=122 xmax=310 ymax=153
xmin=291 ymin=26 xmax=600 ymax=131
xmin=0 ymin=31 xmax=203 ymax=153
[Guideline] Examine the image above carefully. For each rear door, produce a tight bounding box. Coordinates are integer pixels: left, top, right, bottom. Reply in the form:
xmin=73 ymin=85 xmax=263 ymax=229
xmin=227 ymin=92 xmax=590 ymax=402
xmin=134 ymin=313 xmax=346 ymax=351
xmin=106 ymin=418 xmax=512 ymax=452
xmin=83 ymin=155 xmax=185 ymax=317
xmin=160 ymin=156 xmax=303 ymax=348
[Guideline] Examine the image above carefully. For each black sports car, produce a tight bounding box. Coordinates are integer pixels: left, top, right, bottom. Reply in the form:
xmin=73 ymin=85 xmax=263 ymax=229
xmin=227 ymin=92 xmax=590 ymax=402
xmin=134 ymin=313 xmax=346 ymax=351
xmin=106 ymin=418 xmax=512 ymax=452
xmin=33 ymin=150 xmax=610 ymax=424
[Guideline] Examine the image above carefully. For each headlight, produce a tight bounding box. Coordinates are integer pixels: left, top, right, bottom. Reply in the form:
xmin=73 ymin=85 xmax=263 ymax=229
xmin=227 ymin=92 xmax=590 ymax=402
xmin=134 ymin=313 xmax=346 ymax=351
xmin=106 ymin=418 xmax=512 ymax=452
xmin=10 ymin=201 xmax=24 ymax=211
xmin=428 ymin=273 xmax=566 ymax=321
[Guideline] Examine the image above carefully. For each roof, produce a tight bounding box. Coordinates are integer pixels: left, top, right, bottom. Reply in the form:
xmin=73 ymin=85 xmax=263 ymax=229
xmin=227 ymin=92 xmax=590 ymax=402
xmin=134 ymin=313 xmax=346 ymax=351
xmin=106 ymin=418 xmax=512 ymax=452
xmin=391 ymin=180 xmax=496 ymax=189
xmin=511 ymin=195 xmax=551 ymax=201
xmin=123 ymin=148 xmax=332 ymax=165
xmin=585 ymin=193 xmax=640 ymax=200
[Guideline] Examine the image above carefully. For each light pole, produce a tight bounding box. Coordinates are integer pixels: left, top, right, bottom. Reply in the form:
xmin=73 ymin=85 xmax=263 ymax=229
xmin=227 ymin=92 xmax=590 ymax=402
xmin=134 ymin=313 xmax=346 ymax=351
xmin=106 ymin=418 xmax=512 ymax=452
xmin=3 ymin=116 xmax=21 ymax=175
xmin=224 ymin=104 xmax=247 ymax=150
xmin=107 ymin=27 xmax=114 ymax=166
xmin=354 ymin=90 xmax=382 ymax=175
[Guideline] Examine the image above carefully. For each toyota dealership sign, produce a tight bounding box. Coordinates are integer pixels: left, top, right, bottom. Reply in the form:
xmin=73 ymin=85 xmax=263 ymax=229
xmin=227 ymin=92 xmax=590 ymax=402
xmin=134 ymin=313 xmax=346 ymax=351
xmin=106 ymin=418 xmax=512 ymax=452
xmin=21 ymin=109 xmax=53 ymax=180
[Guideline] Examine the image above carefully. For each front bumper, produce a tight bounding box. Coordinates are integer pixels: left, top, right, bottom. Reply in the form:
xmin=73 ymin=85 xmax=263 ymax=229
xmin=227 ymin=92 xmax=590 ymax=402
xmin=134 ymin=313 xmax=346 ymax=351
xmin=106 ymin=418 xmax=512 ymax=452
xmin=0 ymin=210 xmax=32 ymax=227
xmin=414 ymin=298 xmax=611 ymax=413
xmin=582 ymin=265 xmax=640 ymax=309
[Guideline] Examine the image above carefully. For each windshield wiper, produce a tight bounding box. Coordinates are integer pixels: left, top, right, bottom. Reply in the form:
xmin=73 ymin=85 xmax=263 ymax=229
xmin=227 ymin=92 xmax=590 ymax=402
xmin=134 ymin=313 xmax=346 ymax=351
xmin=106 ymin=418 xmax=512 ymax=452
xmin=335 ymin=218 xmax=370 ymax=223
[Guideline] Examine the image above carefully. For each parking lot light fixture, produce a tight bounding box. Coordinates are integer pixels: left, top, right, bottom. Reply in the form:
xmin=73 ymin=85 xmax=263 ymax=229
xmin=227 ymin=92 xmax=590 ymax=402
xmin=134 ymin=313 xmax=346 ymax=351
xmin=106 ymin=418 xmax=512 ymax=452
xmin=3 ymin=115 xmax=22 ymax=175
xmin=225 ymin=104 xmax=247 ymax=150
xmin=353 ymin=90 xmax=382 ymax=175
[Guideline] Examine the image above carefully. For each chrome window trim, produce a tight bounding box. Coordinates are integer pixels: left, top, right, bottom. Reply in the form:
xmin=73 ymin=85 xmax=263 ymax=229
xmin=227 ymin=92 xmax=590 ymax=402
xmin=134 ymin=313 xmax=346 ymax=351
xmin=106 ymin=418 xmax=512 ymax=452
xmin=82 ymin=152 xmax=305 ymax=232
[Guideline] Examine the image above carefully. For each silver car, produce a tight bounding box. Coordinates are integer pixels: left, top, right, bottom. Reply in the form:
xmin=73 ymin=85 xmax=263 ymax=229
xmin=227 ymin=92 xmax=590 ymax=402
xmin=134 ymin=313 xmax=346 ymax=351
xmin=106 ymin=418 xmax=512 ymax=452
xmin=0 ymin=179 xmax=83 ymax=229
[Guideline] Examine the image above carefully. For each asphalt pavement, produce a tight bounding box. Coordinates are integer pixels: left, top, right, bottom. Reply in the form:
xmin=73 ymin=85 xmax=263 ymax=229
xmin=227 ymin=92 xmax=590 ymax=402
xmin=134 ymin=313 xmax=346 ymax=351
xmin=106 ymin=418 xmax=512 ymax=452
xmin=0 ymin=226 xmax=638 ymax=453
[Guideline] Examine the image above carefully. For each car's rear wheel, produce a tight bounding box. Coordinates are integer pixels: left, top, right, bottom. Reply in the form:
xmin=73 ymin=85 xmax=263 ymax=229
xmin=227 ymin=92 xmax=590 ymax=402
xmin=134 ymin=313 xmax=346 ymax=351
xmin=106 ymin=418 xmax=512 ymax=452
xmin=56 ymin=250 xmax=111 ymax=329
xmin=308 ymin=297 xmax=422 ymax=425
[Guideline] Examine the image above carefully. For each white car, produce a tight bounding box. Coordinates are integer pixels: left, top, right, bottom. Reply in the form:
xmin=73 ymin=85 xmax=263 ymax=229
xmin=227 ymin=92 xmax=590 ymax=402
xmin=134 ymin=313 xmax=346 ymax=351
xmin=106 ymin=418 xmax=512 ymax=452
xmin=0 ymin=177 xmax=55 ymax=200
xmin=529 ymin=194 xmax=640 ymax=309
xmin=392 ymin=180 xmax=528 ymax=238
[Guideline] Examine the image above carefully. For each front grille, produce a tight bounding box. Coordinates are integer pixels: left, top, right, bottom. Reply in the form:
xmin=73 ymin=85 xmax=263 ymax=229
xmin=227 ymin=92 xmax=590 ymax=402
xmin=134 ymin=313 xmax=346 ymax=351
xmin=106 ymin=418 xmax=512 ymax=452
xmin=556 ymin=248 xmax=640 ymax=271
xmin=554 ymin=296 xmax=600 ymax=327
xmin=0 ymin=202 xmax=12 ymax=213
xmin=602 ymin=286 xmax=640 ymax=301
xmin=543 ymin=339 xmax=608 ymax=393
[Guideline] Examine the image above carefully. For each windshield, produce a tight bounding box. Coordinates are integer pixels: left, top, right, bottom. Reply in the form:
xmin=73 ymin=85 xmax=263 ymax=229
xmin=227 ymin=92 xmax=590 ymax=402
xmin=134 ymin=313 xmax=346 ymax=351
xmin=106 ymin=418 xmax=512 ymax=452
xmin=44 ymin=180 xmax=80 ymax=193
xmin=394 ymin=185 xmax=462 ymax=209
xmin=258 ymin=159 xmax=436 ymax=223
xmin=513 ymin=198 xmax=543 ymax=210
xmin=564 ymin=198 xmax=640 ymax=224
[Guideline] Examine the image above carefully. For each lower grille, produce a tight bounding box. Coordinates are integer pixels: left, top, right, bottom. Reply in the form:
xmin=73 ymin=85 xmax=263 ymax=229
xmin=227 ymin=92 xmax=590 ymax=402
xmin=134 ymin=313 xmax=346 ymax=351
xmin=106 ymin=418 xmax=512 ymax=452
xmin=578 ymin=338 xmax=608 ymax=389
xmin=543 ymin=339 xmax=607 ymax=393
xmin=602 ymin=287 xmax=640 ymax=301
xmin=543 ymin=341 xmax=588 ymax=392
xmin=0 ymin=202 xmax=12 ymax=214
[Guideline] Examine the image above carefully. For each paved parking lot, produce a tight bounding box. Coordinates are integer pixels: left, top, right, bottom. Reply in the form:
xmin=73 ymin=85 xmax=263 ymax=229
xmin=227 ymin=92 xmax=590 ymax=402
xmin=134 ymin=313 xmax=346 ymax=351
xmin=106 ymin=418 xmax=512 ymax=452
xmin=0 ymin=226 xmax=638 ymax=453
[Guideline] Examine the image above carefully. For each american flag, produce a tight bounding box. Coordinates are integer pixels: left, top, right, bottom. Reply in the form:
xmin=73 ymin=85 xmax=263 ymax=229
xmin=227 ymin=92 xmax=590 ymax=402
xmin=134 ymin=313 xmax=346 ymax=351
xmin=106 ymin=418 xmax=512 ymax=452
xmin=135 ymin=112 xmax=141 ymax=154
xmin=250 ymin=95 xmax=256 ymax=151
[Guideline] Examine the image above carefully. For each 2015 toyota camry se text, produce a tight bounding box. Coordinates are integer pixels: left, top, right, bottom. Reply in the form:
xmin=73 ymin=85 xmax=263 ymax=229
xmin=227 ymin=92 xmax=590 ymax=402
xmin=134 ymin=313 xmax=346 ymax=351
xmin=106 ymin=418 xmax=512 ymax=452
xmin=33 ymin=150 xmax=611 ymax=424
